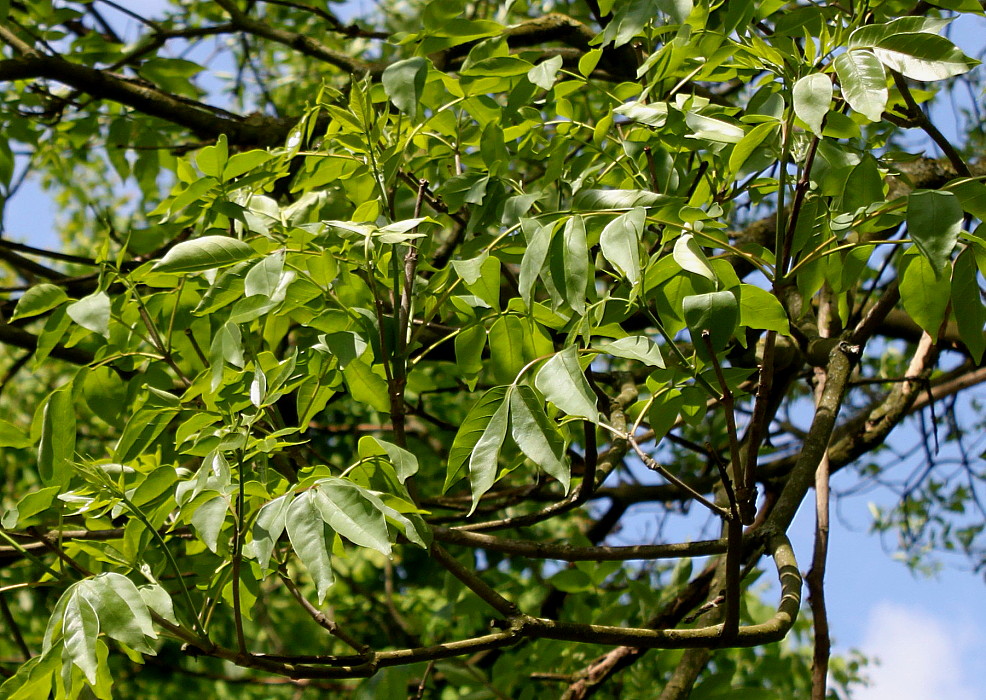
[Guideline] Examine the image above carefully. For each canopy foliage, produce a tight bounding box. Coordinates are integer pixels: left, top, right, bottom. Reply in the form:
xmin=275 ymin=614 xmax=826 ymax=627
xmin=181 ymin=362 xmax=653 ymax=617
xmin=1 ymin=0 xmax=985 ymax=698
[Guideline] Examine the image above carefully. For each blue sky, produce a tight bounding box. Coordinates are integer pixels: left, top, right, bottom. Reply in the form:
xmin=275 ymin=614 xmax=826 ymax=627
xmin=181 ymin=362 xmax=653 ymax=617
xmin=3 ymin=3 xmax=986 ymax=698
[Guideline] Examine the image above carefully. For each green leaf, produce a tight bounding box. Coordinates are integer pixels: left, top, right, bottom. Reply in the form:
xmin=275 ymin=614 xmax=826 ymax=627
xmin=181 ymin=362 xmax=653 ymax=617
xmin=488 ymin=315 xmax=533 ymax=384
xmin=468 ymin=390 xmax=510 ymax=514
xmin=152 ymin=235 xmax=255 ymax=274
xmin=223 ymin=150 xmax=275 ymax=180
xmin=38 ymin=382 xmax=76 ymax=486
xmin=572 ymin=189 xmax=671 ymax=210
xmin=597 ymin=336 xmax=666 ymax=367
xmin=342 ymin=359 xmax=391 ymax=413
xmin=454 ymin=323 xmax=486 ymax=382
xmin=375 ymin=55 xmax=426 ymax=112
xmin=900 ymin=254 xmax=950 ymax=340
xmin=114 ymin=406 xmax=178 ymax=464
xmin=139 ymin=584 xmax=177 ymax=625
xmin=285 ymin=490 xmax=335 ymax=603
xmin=907 ymin=190 xmax=962 ymax=275
xmin=82 ymin=366 xmax=126 ymax=426
xmin=358 ymin=436 xmax=419 ymax=483
xmin=872 ymin=32 xmax=977 ymax=81
xmin=672 ymin=233 xmax=716 ymax=281
xmin=834 ymin=49 xmax=887 ymax=122
xmin=196 ymin=134 xmax=228 ymax=179
xmin=519 ymin=220 xmax=552 ymax=306
xmin=0 ymin=419 xmax=31 ymax=449
xmin=737 ymin=285 xmax=790 ymax=333
xmin=244 ymin=250 xmax=285 ymax=297
xmin=613 ymin=101 xmax=669 ymax=127
xmin=509 ymin=385 xmax=569 ymax=492
xmin=600 ymin=207 xmax=645 ymax=285
xmin=446 ymin=387 xmax=509 ymax=491
xmin=67 ymin=291 xmax=111 ymax=339
xmin=251 ymin=493 xmax=292 ymax=570
xmin=63 ymin=592 xmax=99 ymax=684
xmin=314 ymin=478 xmax=392 ymax=555
xmin=683 ymin=291 xmax=739 ymax=354
xmin=951 ymin=248 xmax=985 ymax=363
xmin=527 ymin=55 xmax=564 ymax=90
xmin=550 ymin=215 xmax=588 ymax=315
xmin=534 ymin=346 xmax=598 ymax=422
xmin=848 ymin=17 xmax=951 ymax=49
xmin=190 ymin=495 xmax=228 ymax=553
xmin=10 ymin=283 xmax=67 ymax=321
xmin=684 ymin=112 xmax=745 ymax=144
xmin=79 ymin=574 xmax=156 ymax=654
xmin=792 ymin=73 xmax=832 ymax=136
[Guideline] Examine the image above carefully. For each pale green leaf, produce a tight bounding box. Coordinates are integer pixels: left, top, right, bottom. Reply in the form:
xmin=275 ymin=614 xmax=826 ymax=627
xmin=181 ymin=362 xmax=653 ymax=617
xmin=792 ymin=73 xmax=832 ymax=136
xmin=314 ymin=478 xmax=392 ymax=555
xmin=835 ymin=50 xmax=888 ymax=122
xmin=597 ymin=336 xmax=666 ymax=367
xmin=872 ymin=32 xmax=977 ymax=81
xmin=534 ymin=346 xmax=598 ymax=422
xmin=572 ymin=189 xmax=672 ymax=210
xmin=672 ymin=233 xmax=716 ymax=281
xmin=358 ymin=436 xmax=419 ymax=482
xmin=152 ymin=235 xmax=255 ymax=274
xmin=63 ymin=593 xmax=99 ymax=684
xmin=67 ymin=292 xmax=111 ymax=339
xmin=600 ymin=207 xmax=645 ymax=285
xmin=528 ymin=54 xmax=563 ymax=90
xmin=251 ymin=492 xmax=292 ymax=570
xmin=285 ymin=490 xmax=335 ymax=603
xmin=509 ymin=385 xmax=569 ymax=492
xmin=244 ymin=250 xmax=285 ymax=297
xmin=190 ymin=495 xmax=228 ymax=553
xmin=79 ymin=573 xmax=156 ymax=654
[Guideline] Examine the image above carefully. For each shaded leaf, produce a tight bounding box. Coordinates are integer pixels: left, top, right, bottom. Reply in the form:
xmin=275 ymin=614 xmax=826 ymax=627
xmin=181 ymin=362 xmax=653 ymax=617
xmin=683 ymin=291 xmax=739 ymax=353
xmin=446 ymin=387 xmax=510 ymax=490
xmin=38 ymin=382 xmax=76 ymax=486
xmin=468 ymin=390 xmax=510 ymax=514
xmin=900 ymin=254 xmax=950 ymax=340
xmin=509 ymin=385 xmax=569 ymax=492
xmin=907 ymin=190 xmax=962 ymax=275
xmin=952 ymin=248 xmax=985 ymax=363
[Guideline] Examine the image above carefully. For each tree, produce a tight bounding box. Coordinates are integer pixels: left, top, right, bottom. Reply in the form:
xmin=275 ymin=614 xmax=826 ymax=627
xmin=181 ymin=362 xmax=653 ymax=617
xmin=0 ymin=0 xmax=984 ymax=697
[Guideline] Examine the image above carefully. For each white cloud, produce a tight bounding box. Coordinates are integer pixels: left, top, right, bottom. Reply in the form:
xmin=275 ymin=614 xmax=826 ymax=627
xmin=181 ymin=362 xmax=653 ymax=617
xmin=853 ymin=602 xmax=982 ymax=700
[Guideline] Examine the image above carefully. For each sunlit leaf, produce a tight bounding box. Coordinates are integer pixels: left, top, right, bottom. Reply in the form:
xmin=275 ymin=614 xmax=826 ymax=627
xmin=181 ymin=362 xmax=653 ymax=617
xmin=534 ymin=346 xmax=598 ymax=422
